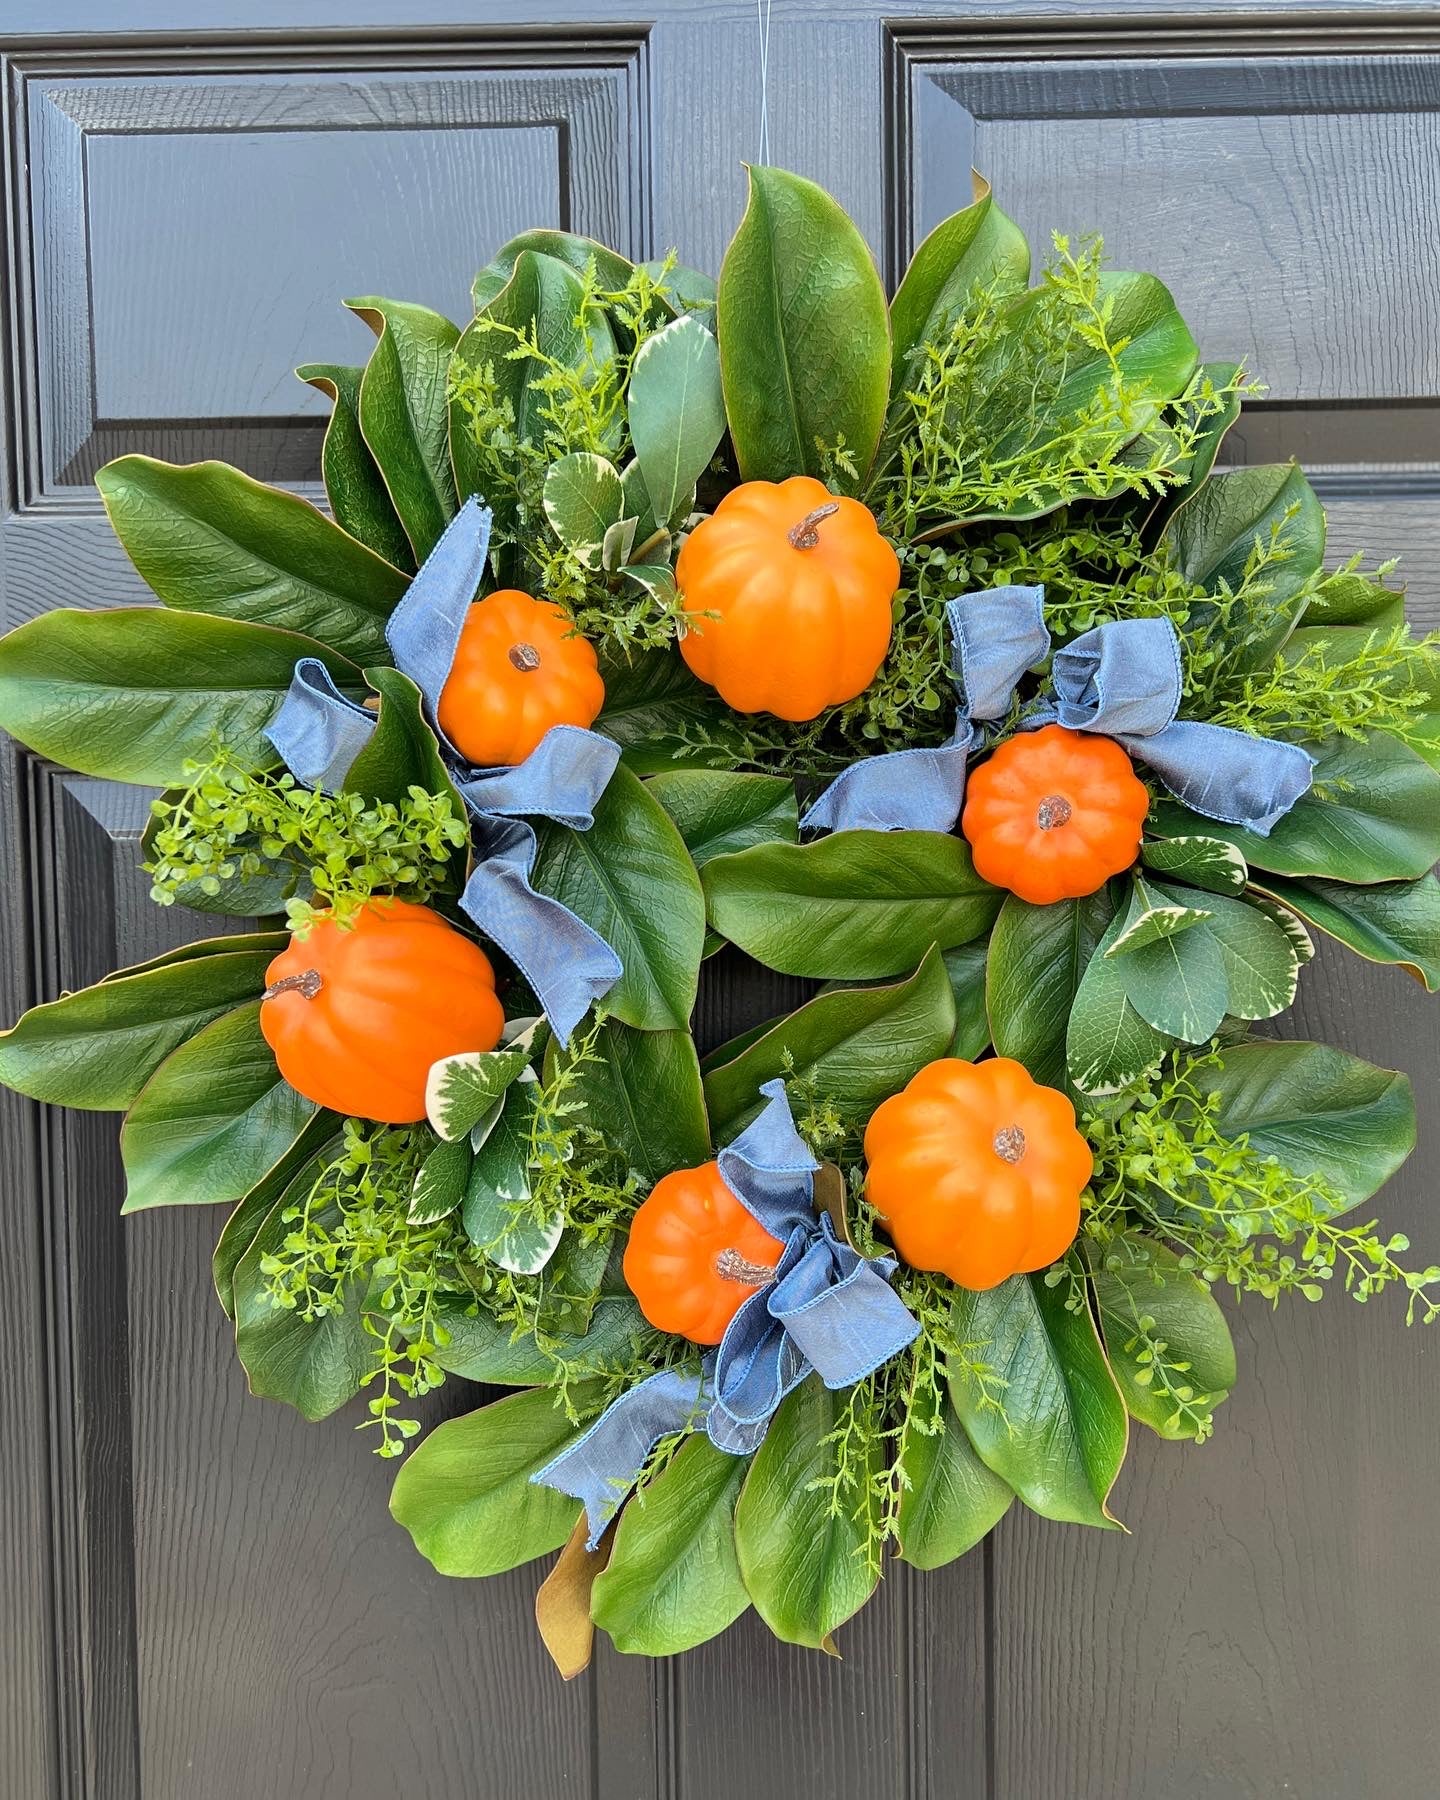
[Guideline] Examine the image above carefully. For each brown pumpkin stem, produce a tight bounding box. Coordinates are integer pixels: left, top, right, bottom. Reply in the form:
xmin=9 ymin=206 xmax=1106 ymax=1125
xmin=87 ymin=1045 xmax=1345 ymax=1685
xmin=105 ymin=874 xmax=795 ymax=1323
xmin=786 ymin=502 xmax=840 ymax=550
xmin=1036 ymin=794 xmax=1073 ymax=830
xmin=508 ymin=642 xmax=542 ymax=672
xmin=714 ymin=1248 xmax=778 ymax=1287
xmin=992 ymin=1125 xmax=1026 ymax=1164
xmin=262 ymin=969 xmax=323 ymax=1002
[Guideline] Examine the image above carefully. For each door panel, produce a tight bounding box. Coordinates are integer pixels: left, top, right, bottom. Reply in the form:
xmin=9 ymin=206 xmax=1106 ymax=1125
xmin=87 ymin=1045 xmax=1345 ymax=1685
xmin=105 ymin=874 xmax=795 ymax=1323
xmin=3 ymin=7 xmax=1438 ymax=1799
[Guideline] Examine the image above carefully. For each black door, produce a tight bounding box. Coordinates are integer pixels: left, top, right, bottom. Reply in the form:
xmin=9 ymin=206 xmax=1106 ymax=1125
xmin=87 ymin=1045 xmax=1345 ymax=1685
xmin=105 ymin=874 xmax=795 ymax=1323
xmin=3 ymin=7 xmax=1437 ymax=1797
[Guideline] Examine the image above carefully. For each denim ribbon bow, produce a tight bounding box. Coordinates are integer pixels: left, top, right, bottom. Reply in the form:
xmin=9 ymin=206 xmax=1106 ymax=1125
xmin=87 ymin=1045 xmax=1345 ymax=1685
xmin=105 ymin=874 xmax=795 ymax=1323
xmin=804 ymin=583 xmax=1314 ymax=838
xmin=532 ymin=1079 xmax=919 ymax=1548
xmin=264 ymin=498 xmax=622 ymax=1044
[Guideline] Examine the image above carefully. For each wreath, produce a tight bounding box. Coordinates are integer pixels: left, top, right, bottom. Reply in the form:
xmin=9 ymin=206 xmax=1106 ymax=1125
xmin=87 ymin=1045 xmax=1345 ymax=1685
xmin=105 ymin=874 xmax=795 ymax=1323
xmin=2 ymin=167 xmax=1437 ymax=1672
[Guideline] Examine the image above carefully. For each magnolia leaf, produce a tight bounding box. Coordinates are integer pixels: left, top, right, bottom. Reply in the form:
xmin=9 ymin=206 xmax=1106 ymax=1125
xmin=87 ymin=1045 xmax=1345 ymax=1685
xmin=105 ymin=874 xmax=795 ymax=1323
xmin=548 ymin=1018 xmax=710 ymax=1180
xmin=341 ymin=666 xmax=457 ymax=810
xmin=535 ymin=1515 xmax=612 ymax=1680
xmin=703 ymin=831 xmax=1001 ymax=980
xmin=733 ymin=1378 xmax=880 ymax=1649
xmin=94 ymin=455 xmax=406 ymax=661
xmin=896 ymin=1399 xmax=1013 ymax=1569
xmin=0 ymin=946 xmax=276 ymax=1109
xmin=1146 ymin=360 xmax=1246 ymax=536
xmin=463 ymin=1078 xmax=562 ymax=1273
xmin=1088 ymin=1239 xmax=1236 ymax=1441
xmin=296 ymin=362 xmax=415 ymax=571
xmin=409 ymin=1136 xmax=473 ymax=1225
xmin=1140 ymin=835 xmax=1248 ymax=895
xmin=889 ymin=173 xmax=1030 ymax=376
xmin=425 ymin=1045 xmax=531 ymax=1142
xmin=1066 ymin=910 xmax=1172 ymax=1095
xmin=627 ymin=313 xmax=726 ymax=527
xmin=390 ymin=1384 xmax=604 ymax=1578
xmin=119 ymin=1002 xmax=316 ymax=1213
xmin=717 ymin=165 xmax=890 ymax=490
xmin=639 ymin=258 xmax=717 ymax=329
xmin=594 ymin=648 xmax=750 ymax=774
xmin=213 ymin=1116 xmax=340 ymax=1322
xmin=986 ymin=890 xmax=1115 ymax=1089
xmin=948 ymin=1275 xmax=1127 ymax=1529
xmin=1303 ymin=569 xmax=1407 ymax=630
xmin=432 ymin=1294 xmax=645 ymax=1387
xmin=542 ymin=452 xmax=625 ymax=559
xmin=471 ymin=230 xmax=635 ymax=314
xmin=943 ymin=940 xmax=993 ymax=1060
xmin=1250 ymin=871 xmax=1440 ymax=992
xmin=0 ymin=607 xmax=360 ymax=786
xmin=647 ymin=769 xmax=798 ymax=866
xmin=346 ymin=296 xmax=460 ymax=562
xmin=591 ymin=1435 xmax=751 ymax=1656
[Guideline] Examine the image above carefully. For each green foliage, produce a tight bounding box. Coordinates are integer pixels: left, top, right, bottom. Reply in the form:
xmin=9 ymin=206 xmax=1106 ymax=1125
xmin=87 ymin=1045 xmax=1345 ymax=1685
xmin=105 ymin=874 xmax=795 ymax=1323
xmin=145 ymin=746 xmax=468 ymax=928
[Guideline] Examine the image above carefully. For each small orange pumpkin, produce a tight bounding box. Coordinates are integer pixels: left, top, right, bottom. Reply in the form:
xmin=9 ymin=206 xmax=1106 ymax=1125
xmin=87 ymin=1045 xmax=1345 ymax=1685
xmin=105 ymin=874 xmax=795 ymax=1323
xmin=623 ymin=1161 xmax=785 ymax=1344
xmin=260 ymin=898 xmax=504 ymax=1124
xmin=864 ymin=1057 xmax=1091 ymax=1291
xmin=437 ymin=589 xmax=604 ymax=766
xmin=674 ymin=475 xmax=898 ymax=720
xmin=961 ymin=722 xmax=1150 ymax=905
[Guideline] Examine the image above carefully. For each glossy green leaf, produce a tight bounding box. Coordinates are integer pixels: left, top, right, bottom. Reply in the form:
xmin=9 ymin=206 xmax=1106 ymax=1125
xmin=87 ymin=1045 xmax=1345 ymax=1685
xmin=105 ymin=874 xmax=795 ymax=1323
xmin=212 ymin=1116 xmax=339 ymax=1322
xmin=0 ymin=946 xmax=274 ymax=1108
xmin=1249 ymin=871 xmax=1440 ymax=992
xmin=591 ymin=1436 xmax=751 ymax=1655
xmin=432 ymin=1294 xmax=645 ymax=1387
xmin=704 ymin=945 xmax=956 ymax=1140
xmin=734 ymin=1378 xmax=880 ymax=1649
xmin=341 ymin=666 xmax=455 ymax=809
xmin=0 ymin=607 xmax=360 ymax=786
xmin=296 ymin=362 xmax=415 ymax=571
xmin=100 ymin=932 xmax=290 ymax=981
xmin=896 ymin=1400 xmax=1013 ymax=1569
xmin=390 ymin=1384 xmax=602 ymax=1577
xmin=594 ymin=650 xmax=750 ymax=773
xmin=1149 ymin=734 xmax=1440 ymax=884
xmin=346 ymin=297 xmax=459 ymax=561
xmin=717 ymin=166 xmax=890 ymax=489
xmin=95 ymin=455 xmax=405 ymax=661
xmin=943 ymin=940 xmax=992 ymax=1060
xmin=1140 ymin=835 xmax=1247 ymax=895
xmin=1192 ymin=1039 xmax=1416 ymax=1210
xmin=647 ymin=770 xmax=798 ymax=867
xmin=472 ymin=230 xmax=635 ymax=313
xmin=1162 ymin=463 xmax=1324 ymax=664
xmin=425 ymin=1045 xmax=531 ymax=1142
xmin=703 ymin=830 xmax=1002 ymax=980
xmin=1088 ymin=1238 xmax=1236 ymax=1441
xmin=409 ymin=1136 xmax=472 ymax=1225
xmin=1066 ymin=909 xmax=1172 ymax=1095
xmin=889 ymin=176 xmax=1029 ymax=377
xmin=1194 ymin=891 xmax=1300 ymax=1019
xmin=986 ymin=890 xmax=1115 ymax=1089
xmin=627 ymin=314 xmax=726 ymax=527
xmin=542 ymin=452 xmax=624 ymax=557
xmin=1303 ymin=569 xmax=1407 ymax=630
xmin=551 ymin=1018 xmax=710 ymax=1179
xmin=463 ymin=1080 xmax=561 ymax=1273
xmin=119 ymin=1001 xmax=315 ymax=1212
xmin=532 ymin=766 xmax=706 ymax=1031
xmin=948 ymin=1275 xmax=1127 ymax=1529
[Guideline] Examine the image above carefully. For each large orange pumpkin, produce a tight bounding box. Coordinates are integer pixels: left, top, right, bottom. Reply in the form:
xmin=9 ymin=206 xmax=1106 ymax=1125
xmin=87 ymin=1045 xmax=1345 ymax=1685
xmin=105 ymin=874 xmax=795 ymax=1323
xmin=623 ymin=1161 xmax=785 ymax=1344
xmin=961 ymin=722 xmax=1150 ymax=905
xmin=437 ymin=589 xmax=604 ymax=766
xmin=674 ymin=475 xmax=898 ymax=720
xmin=260 ymin=898 xmax=504 ymax=1123
xmin=864 ymin=1057 xmax=1091 ymax=1291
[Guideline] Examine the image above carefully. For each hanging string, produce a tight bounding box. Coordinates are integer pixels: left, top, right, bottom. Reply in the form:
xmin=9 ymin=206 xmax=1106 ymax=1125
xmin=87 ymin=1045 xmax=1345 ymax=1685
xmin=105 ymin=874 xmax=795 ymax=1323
xmin=755 ymin=0 xmax=773 ymax=166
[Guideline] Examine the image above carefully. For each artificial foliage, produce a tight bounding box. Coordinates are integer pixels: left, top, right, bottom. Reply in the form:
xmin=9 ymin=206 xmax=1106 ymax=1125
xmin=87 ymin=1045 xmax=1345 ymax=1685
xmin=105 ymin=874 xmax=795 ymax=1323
xmin=1 ymin=164 xmax=1438 ymax=1672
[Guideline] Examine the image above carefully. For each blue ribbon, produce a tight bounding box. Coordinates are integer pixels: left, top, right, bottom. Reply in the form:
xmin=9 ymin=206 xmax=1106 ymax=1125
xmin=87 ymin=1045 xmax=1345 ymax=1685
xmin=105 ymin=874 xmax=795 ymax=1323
xmin=532 ymin=1079 xmax=919 ymax=1548
xmin=264 ymin=498 xmax=623 ymax=1044
xmin=803 ymin=583 xmax=1314 ymax=838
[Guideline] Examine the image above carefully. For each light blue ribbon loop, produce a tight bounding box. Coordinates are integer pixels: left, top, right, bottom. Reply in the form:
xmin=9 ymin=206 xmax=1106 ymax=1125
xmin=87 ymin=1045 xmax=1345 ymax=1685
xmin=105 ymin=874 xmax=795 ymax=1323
xmin=803 ymin=583 xmax=1314 ymax=839
xmin=531 ymin=1078 xmax=919 ymax=1546
xmin=262 ymin=499 xmax=623 ymax=1042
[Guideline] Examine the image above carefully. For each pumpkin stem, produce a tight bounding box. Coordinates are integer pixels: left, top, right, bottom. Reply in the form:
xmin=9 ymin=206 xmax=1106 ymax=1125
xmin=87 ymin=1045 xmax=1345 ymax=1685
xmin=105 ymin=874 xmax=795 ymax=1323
xmin=262 ymin=969 xmax=323 ymax=1002
xmin=714 ymin=1248 xmax=778 ymax=1287
xmin=508 ymin=642 xmax=541 ymax=672
xmin=993 ymin=1125 xmax=1026 ymax=1164
xmin=786 ymin=502 xmax=840 ymax=550
xmin=1036 ymin=794 xmax=1073 ymax=830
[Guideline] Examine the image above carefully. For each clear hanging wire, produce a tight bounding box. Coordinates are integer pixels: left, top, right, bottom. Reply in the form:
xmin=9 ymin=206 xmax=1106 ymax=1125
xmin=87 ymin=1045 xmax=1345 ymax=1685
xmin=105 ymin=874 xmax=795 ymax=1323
xmin=756 ymin=0 xmax=773 ymax=166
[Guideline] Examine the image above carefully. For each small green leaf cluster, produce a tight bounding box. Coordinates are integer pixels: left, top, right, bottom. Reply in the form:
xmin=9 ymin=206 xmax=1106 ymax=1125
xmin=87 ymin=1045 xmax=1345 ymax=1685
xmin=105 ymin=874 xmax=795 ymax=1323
xmin=145 ymin=747 xmax=467 ymax=929
xmin=1082 ymin=1054 xmax=1440 ymax=1323
xmin=1209 ymin=620 xmax=1440 ymax=749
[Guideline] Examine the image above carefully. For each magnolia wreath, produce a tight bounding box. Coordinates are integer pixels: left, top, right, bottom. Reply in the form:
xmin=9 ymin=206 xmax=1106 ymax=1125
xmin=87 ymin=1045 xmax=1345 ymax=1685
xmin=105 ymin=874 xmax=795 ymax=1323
xmin=2 ymin=167 xmax=1437 ymax=1672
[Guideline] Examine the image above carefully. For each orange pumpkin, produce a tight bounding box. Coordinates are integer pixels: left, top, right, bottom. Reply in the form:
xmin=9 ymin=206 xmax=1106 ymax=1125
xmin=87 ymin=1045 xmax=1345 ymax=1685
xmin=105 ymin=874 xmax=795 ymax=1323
xmin=961 ymin=722 xmax=1150 ymax=905
xmin=437 ymin=588 xmax=604 ymax=766
xmin=674 ymin=475 xmax=898 ymax=720
xmin=260 ymin=898 xmax=504 ymax=1124
xmin=623 ymin=1161 xmax=786 ymax=1344
xmin=864 ymin=1057 xmax=1091 ymax=1291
